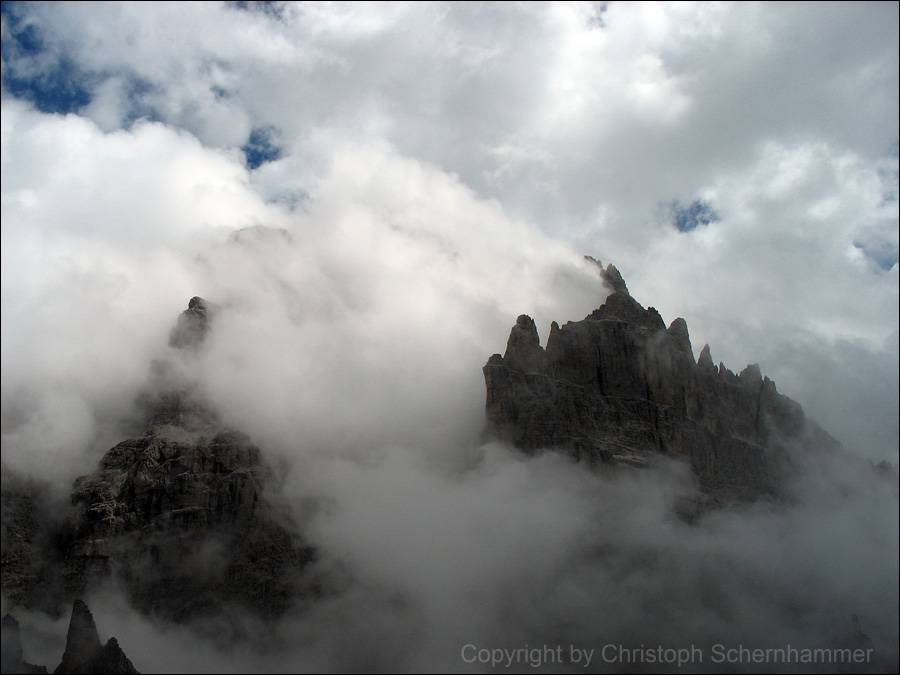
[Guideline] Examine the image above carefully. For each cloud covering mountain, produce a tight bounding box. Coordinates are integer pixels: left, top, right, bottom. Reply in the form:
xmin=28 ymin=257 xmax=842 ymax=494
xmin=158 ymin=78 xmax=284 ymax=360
xmin=1 ymin=2 xmax=897 ymax=672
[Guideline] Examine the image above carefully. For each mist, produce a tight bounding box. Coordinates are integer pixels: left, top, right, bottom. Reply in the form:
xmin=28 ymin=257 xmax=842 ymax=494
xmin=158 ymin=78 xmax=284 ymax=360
xmin=2 ymin=2 xmax=898 ymax=673
xmin=3 ymin=134 xmax=897 ymax=668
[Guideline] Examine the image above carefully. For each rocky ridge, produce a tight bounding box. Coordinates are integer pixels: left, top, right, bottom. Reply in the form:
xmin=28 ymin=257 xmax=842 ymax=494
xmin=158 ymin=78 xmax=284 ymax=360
xmin=483 ymin=258 xmax=838 ymax=500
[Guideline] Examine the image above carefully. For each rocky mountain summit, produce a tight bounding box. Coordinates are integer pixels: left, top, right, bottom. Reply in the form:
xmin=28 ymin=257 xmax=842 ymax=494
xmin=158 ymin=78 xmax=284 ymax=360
xmin=1 ymin=298 xmax=314 ymax=629
xmin=483 ymin=258 xmax=838 ymax=501
xmin=53 ymin=600 xmax=138 ymax=674
xmin=62 ymin=297 xmax=314 ymax=622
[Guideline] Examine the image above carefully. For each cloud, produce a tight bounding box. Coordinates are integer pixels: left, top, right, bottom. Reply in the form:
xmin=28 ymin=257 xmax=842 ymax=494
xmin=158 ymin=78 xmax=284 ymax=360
xmin=1 ymin=2 xmax=898 ymax=672
xmin=0 ymin=98 xmax=607 ymax=481
xmin=0 ymin=99 xmax=286 ymax=481
xmin=12 ymin=442 xmax=895 ymax=673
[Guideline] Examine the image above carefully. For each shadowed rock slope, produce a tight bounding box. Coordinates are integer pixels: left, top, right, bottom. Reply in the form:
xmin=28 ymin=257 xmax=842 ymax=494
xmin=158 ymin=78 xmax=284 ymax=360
xmin=483 ymin=259 xmax=839 ymax=501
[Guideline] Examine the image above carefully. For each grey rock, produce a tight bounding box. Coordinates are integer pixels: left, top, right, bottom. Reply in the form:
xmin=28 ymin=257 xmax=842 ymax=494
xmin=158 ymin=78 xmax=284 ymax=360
xmin=61 ymin=298 xmax=314 ymax=623
xmin=54 ymin=600 xmax=102 ymax=674
xmin=2 ymin=299 xmax=315 ymax=627
xmin=483 ymin=264 xmax=840 ymax=502
xmin=584 ymin=255 xmax=629 ymax=295
xmin=503 ymin=315 xmax=547 ymax=373
xmin=697 ymin=344 xmax=715 ymax=371
xmin=53 ymin=600 xmax=137 ymax=674
xmin=602 ymin=263 xmax=629 ymax=296
xmin=63 ymin=429 xmax=313 ymax=621
xmin=666 ymin=318 xmax=692 ymax=356
xmin=168 ymin=296 xmax=213 ymax=349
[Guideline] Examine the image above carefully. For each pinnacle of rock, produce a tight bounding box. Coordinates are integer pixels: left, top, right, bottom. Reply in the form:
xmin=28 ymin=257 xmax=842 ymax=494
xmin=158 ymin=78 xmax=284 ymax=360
xmin=169 ymin=296 xmax=213 ymax=349
xmin=54 ymin=600 xmax=138 ymax=674
xmin=698 ymin=344 xmax=715 ymax=371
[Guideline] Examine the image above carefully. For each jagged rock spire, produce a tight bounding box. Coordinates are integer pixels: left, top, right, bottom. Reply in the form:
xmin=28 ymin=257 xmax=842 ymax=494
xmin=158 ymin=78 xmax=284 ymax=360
xmin=739 ymin=363 xmax=763 ymax=386
xmin=584 ymin=255 xmax=630 ymax=296
xmin=698 ymin=344 xmax=715 ymax=371
xmin=602 ymin=263 xmax=629 ymax=295
xmin=54 ymin=600 xmax=138 ymax=674
xmin=667 ymin=317 xmax=692 ymax=356
xmin=56 ymin=600 xmax=102 ymax=673
xmin=503 ymin=315 xmax=547 ymax=373
xmin=169 ymin=296 xmax=213 ymax=349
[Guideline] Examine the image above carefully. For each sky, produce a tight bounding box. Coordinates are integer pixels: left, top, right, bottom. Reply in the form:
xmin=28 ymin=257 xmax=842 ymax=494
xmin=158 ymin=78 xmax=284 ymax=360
xmin=1 ymin=1 xmax=898 ymax=672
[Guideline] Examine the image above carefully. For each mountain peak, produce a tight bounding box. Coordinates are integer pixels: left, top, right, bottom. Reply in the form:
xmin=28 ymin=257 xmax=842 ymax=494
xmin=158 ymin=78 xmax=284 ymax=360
xmin=64 ymin=297 xmax=315 ymax=625
xmin=169 ymin=296 xmax=213 ymax=349
xmin=54 ymin=600 xmax=137 ymax=674
xmin=502 ymin=314 xmax=546 ymax=373
xmin=698 ymin=343 xmax=715 ymax=371
xmin=56 ymin=600 xmax=102 ymax=672
xmin=187 ymin=296 xmax=208 ymax=312
xmin=584 ymin=255 xmax=629 ymax=295
xmin=483 ymin=269 xmax=838 ymax=502
xmin=667 ymin=317 xmax=693 ymax=356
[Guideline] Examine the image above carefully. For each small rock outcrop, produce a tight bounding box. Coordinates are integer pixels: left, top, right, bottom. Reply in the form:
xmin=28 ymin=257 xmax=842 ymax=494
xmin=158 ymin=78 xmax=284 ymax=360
xmin=53 ymin=600 xmax=137 ymax=674
xmin=484 ymin=261 xmax=839 ymax=501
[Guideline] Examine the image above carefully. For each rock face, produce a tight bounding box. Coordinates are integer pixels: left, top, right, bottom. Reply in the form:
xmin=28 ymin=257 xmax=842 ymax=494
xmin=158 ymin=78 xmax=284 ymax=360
xmin=62 ymin=298 xmax=313 ymax=622
xmin=1 ymin=614 xmax=47 ymax=674
xmin=483 ymin=261 xmax=837 ymax=500
xmin=53 ymin=600 xmax=137 ymax=674
xmin=168 ymin=296 xmax=213 ymax=349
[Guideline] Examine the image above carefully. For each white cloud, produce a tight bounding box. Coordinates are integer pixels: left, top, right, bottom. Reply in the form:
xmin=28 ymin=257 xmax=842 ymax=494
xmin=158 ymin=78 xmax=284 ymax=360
xmin=1 ymin=2 xmax=898 ymax=671
xmin=0 ymin=98 xmax=608 ymax=480
xmin=0 ymin=100 xmax=285 ymax=479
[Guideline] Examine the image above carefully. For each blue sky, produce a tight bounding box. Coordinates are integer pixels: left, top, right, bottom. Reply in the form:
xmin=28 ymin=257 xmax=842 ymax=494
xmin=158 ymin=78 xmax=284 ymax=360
xmin=672 ymin=199 xmax=720 ymax=233
xmin=1 ymin=2 xmax=93 ymax=113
